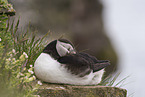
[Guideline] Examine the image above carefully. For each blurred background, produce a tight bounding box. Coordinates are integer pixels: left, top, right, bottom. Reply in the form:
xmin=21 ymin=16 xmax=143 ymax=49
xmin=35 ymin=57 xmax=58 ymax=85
xmin=8 ymin=0 xmax=145 ymax=96
xmin=102 ymin=0 xmax=145 ymax=97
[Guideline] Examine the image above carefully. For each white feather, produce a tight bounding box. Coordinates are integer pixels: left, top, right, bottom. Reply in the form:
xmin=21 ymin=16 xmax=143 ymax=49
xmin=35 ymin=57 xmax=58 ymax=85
xmin=34 ymin=53 xmax=104 ymax=85
xmin=56 ymin=41 xmax=74 ymax=57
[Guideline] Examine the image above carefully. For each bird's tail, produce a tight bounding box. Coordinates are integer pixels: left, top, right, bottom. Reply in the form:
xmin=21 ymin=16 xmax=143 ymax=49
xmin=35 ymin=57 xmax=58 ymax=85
xmin=92 ymin=60 xmax=110 ymax=72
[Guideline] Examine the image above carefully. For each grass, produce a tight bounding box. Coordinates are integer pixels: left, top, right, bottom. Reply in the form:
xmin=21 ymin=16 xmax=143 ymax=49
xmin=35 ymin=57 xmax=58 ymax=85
xmin=0 ymin=16 xmax=48 ymax=96
xmin=99 ymin=72 xmax=130 ymax=87
xmin=8 ymin=18 xmax=49 ymax=68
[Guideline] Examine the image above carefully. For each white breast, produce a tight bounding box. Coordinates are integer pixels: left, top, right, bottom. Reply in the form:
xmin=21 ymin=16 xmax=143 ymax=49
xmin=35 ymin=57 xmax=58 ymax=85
xmin=34 ymin=53 xmax=104 ymax=85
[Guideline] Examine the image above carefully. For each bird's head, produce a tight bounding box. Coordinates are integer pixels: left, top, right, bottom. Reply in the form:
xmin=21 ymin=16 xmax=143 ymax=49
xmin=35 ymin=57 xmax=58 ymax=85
xmin=56 ymin=39 xmax=76 ymax=57
xmin=43 ymin=39 xmax=76 ymax=59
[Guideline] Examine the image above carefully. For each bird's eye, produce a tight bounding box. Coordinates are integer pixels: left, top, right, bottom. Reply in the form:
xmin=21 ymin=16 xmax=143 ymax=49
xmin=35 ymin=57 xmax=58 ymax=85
xmin=68 ymin=48 xmax=70 ymax=51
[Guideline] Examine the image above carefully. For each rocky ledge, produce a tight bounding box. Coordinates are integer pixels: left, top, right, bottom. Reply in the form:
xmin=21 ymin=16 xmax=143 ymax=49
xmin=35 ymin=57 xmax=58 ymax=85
xmin=35 ymin=83 xmax=127 ymax=97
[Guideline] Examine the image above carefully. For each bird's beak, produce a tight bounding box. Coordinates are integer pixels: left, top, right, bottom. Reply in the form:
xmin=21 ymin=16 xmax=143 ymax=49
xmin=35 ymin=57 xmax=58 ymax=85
xmin=69 ymin=50 xmax=76 ymax=54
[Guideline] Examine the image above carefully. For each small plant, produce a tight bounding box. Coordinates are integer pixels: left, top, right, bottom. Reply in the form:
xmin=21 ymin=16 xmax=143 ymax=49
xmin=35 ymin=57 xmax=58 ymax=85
xmin=99 ymin=72 xmax=130 ymax=87
xmin=0 ymin=14 xmax=48 ymax=96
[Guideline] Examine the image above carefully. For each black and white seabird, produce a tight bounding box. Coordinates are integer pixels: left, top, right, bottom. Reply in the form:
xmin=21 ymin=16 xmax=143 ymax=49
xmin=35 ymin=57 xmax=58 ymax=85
xmin=34 ymin=39 xmax=110 ymax=85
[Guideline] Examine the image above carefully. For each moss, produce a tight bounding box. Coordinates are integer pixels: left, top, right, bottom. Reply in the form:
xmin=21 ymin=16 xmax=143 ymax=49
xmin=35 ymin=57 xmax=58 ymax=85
xmin=36 ymin=83 xmax=127 ymax=97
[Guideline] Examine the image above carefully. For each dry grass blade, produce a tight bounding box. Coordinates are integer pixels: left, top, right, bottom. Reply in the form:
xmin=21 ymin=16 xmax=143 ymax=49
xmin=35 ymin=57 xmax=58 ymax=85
xmin=114 ymin=75 xmax=130 ymax=87
xmin=14 ymin=18 xmax=19 ymax=34
xmin=106 ymin=72 xmax=120 ymax=86
xmin=99 ymin=74 xmax=113 ymax=86
xmin=99 ymin=72 xmax=129 ymax=88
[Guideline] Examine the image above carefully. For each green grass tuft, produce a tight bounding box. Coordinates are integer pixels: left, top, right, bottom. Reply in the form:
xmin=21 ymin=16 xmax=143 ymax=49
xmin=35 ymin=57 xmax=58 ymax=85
xmin=99 ymin=72 xmax=130 ymax=88
xmin=0 ymin=16 xmax=48 ymax=96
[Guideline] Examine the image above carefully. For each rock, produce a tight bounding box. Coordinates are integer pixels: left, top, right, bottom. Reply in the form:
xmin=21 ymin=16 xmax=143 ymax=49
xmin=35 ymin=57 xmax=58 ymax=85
xmin=36 ymin=83 xmax=127 ymax=97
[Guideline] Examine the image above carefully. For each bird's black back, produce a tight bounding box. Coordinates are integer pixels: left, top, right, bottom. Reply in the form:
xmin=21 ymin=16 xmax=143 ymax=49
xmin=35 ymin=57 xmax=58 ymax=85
xmin=78 ymin=53 xmax=110 ymax=72
xmin=57 ymin=52 xmax=110 ymax=77
xmin=43 ymin=40 xmax=60 ymax=60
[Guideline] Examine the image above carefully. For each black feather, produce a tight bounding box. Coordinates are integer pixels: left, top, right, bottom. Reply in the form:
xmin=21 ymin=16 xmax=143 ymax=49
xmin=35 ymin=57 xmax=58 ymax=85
xmin=78 ymin=52 xmax=110 ymax=72
xmin=58 ymin=52 xmax=110 ymax=76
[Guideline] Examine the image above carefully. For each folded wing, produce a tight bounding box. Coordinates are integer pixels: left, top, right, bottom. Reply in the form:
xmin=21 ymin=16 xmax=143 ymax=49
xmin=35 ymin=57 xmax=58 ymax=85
xmin=57 ymin=52 xmax=110 ymax=76
xmin=57 ymin=54 xmax=91 ymax=77
xmin=78 ymin=52 xmax=110 ymax=72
